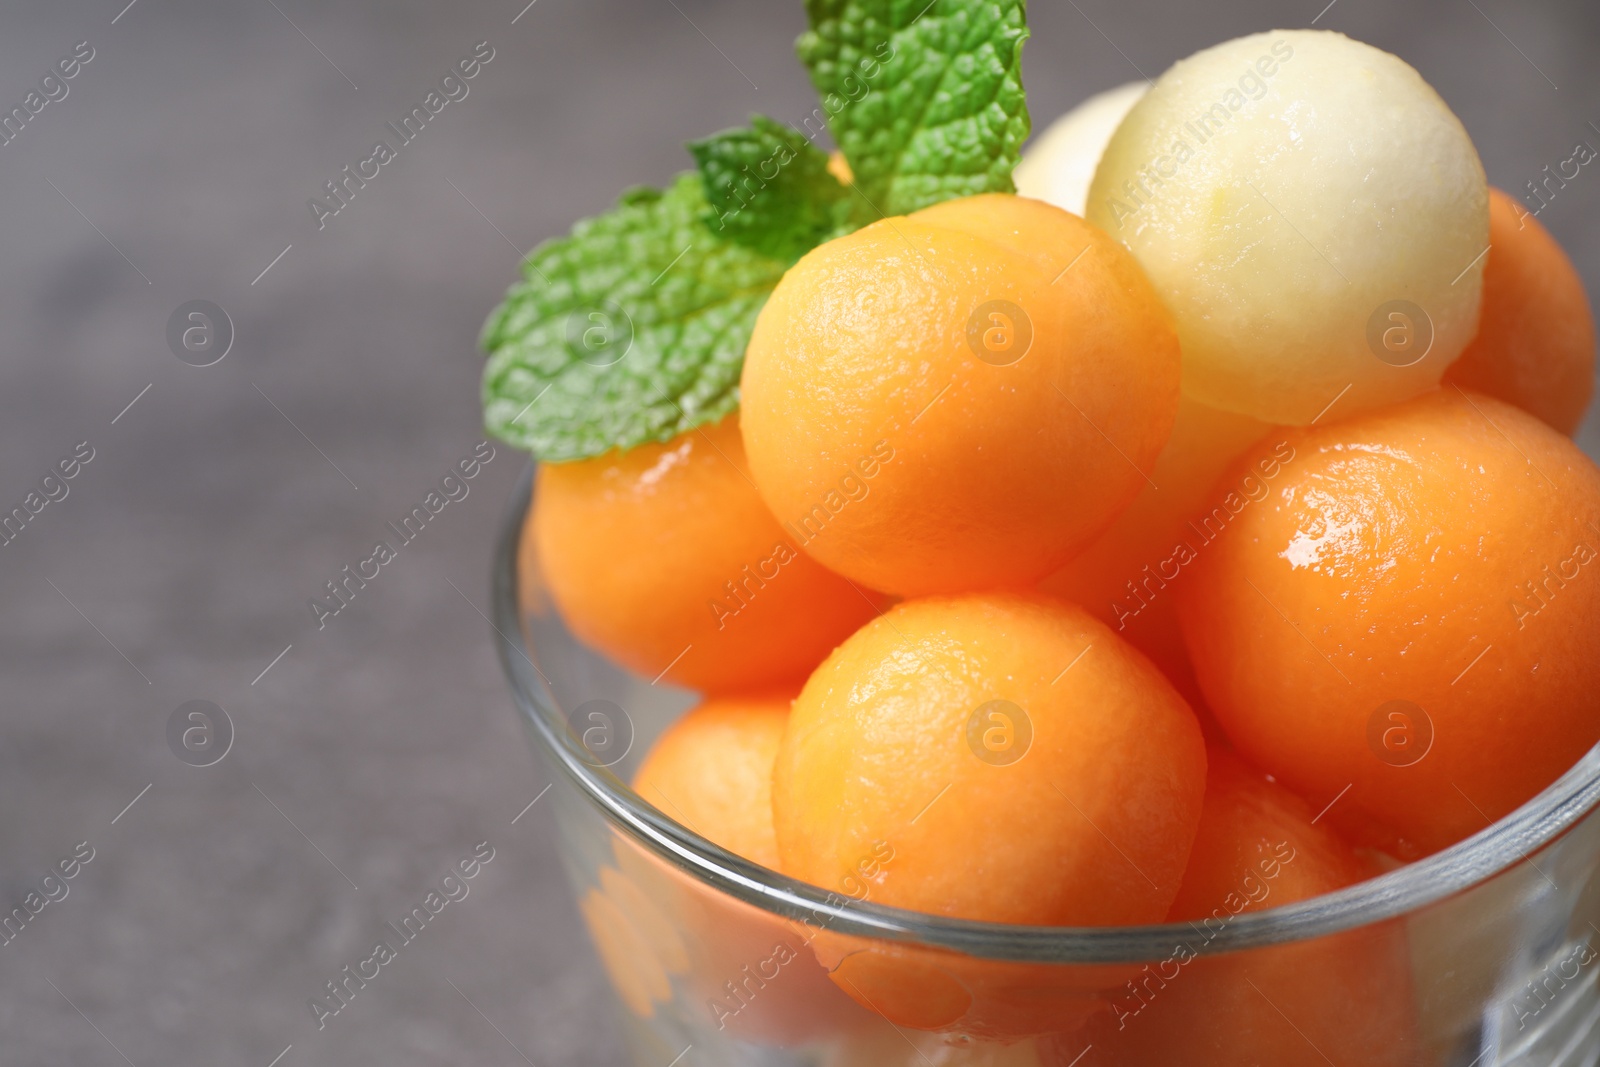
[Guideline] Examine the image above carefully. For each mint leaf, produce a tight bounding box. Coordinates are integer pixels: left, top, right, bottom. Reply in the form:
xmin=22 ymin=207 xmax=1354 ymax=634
xmin=689 ymin=115 xmax=856 ymax=262
xmin=481 ymin=174 xmax=788 ymax=461
xmin=798 ymin=0 xmax=1030 ymax=217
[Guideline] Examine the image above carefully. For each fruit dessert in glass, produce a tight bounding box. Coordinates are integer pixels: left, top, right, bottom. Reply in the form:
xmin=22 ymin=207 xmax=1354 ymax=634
xmin=481 ymin=6 xmax=1600 ymax=1065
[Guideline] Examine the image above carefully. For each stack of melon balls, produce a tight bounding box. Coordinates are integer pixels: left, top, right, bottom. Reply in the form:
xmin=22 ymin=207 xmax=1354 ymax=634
xmin=526 ymin=28 xmax=1599 ymax=1055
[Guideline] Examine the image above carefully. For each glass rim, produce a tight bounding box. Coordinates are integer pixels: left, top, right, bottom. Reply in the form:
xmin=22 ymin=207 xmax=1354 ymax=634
xmin=492 ymin=461 xmax=1600 ymax=965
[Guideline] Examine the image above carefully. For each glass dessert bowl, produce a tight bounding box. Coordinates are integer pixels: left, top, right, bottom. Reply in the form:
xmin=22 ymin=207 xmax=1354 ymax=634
xmin=493 ymin=465 xmax=1600 ymax=1067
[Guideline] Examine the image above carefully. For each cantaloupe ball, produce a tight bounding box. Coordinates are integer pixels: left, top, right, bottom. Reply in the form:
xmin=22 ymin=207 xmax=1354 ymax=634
xmin=741 ymin=194 xmax=1181 ymax=597
xmin=773 ymin=592 xmax=1206 ymax=1038
xmin=1014 ymin=82 xmax=1148 ymax=216
xmin=1040 ymin=749 xmax=1419 ymax=1067
xmin=632 ymin=695 xmax=789 ymax=868
xmin=1444 ymin=188 xmax=1597 ymax=434
xmin=531 ymin=414 xmax=880 ymax=692
xmin=1175 ymin=389 xmax=1600 ymax=854
xmin=773 ymin=593 xmax=1207 ymax=927
xmin=623 ymin=702 xmax=877 ymax=1045
xmin=1088 ymin=30 xmax=1489 ymax=424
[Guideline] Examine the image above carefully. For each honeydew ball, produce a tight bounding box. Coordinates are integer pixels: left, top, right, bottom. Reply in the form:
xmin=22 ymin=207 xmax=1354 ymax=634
xmin=1087 ymin=30 xmax=1489 ymax=424
xmin=1014 ymin=81 xmax=1147 ymax=217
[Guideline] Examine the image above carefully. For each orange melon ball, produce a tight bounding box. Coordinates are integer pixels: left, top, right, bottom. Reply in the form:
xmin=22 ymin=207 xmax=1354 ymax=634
xmin=633 ymin=695 xmax=789 ymax=869
xmin=1444 ymin=187 xmax=1596 ymax=435
xmin=740 ymin=194 xmax=1181 ymax=597
xmin=1166 ymin=748 xmax=1378 ymax=920
xmin=577 ymin=859 xmax=689 ymax=1019
xmin=529 ymin=413 xmax=880 ymax=692
xmin=624 ymin=701 xmax=876 ymax=1046
xmin=1040 ymin=395 xmax=1272 ymax=705
xmin=587 ymin=834 xmax=875 ymax=1044
xmin=1176 ymin=388 xmax=1600 ymax=854
xmin=1043 ymin=749 xmax=1417 ymax=1067
xmin=773 ymin=592 xmax=1207 ymax=926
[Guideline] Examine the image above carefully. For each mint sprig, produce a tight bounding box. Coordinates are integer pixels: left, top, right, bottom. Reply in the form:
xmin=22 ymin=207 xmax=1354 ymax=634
xmin=481 ymin=0 xmax=1032 ymax=461
xmin=799 ymin=0 xmax=1030 ymax=216
xmin=481 ymin=175 xmax=787 ymax=461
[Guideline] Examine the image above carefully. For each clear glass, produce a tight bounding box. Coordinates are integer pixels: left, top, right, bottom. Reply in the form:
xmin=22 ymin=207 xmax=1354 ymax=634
xmin=493 ymin=465 xmax=1600 ymax=1067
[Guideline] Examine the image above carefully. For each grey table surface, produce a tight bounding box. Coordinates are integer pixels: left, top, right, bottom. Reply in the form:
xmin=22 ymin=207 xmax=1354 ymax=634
xmin=1 ymin=0 xmax=1598 ymax=1063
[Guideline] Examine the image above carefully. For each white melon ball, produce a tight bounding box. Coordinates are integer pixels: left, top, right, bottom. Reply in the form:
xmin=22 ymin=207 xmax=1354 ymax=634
xmin=1087 ymin=30 xmax=1489 ymax=424
xmin=1014 ymin=81 xmax=1148 ymax=216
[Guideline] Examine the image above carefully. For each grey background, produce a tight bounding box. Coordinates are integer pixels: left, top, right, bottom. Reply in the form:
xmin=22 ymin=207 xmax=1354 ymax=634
xmin=0 ymin=0 xmax=1597 ymax=1063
